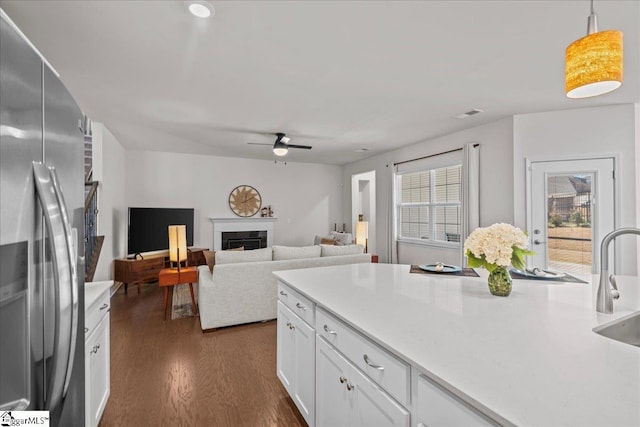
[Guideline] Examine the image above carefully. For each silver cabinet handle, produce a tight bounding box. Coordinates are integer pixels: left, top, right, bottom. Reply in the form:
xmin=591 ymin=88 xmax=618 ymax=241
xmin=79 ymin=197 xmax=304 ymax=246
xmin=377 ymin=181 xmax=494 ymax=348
xmin=99 ymin=303 xmax=109 ymax=311
xmin=363 ymin=354 xmax=384 ymax=370
xmin=533 ymin=239 xmax=546 ymax=245
xmin=346 ymin=382 xmax=355 ymax=391
xmin=285 ymin=322 xmax=295 ymax=330
xmin=290 ymin=324 xmax=295 ymax=330
xmin=84 ymin=327 xmax=89 ymax=333
xmin=33 ymin=163 xmax=75 ymax=410
xmin=295 ymin=302 xmax=306 ymax=311
xmin=279 ymin=290 xmax=287 ymax=296
xmin=91 ymin=343 xmax=101 ymax=354
xmin=323 ymin=324 xmax=337 ymax=335
xmin=339 ymin=376 xmax=347 ymax=384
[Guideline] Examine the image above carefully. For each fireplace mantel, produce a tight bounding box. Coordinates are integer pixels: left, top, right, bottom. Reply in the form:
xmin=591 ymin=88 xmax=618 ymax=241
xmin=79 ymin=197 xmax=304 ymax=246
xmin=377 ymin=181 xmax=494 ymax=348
xmin=210 ymin=217 xmax=277 ymax=250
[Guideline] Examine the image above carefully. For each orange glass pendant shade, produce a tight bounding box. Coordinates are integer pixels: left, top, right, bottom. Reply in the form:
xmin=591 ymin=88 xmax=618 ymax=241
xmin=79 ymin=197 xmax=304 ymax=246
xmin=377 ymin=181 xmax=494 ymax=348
xmin=566 ymin=30 xmax=623 ymax=98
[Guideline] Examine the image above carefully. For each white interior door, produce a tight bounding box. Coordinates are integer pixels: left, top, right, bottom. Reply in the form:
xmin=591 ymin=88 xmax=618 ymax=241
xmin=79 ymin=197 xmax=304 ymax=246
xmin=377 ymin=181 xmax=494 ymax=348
xmin=529 ymin=158 xmax=615 ymax=275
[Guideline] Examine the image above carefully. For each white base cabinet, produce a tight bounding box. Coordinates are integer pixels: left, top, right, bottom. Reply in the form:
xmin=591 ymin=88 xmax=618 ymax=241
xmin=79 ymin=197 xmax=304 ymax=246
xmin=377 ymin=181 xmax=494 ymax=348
xmin=277 ymin=279 xmax=499 ymax=427
xmin=414 ymin=373 xmax=495 ymax=427
xmin=84 ymin=282 xmax=111 ymax=427
xmin=277 ymin=284 xmax=315 ymax=427
xmin=317 ymin=337 xmax=409 ymax=427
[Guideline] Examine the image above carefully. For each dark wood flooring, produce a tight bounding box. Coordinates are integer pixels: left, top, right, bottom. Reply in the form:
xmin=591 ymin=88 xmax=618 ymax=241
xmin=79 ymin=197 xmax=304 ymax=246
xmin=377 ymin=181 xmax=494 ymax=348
xmin=100 ymin=283 xmax=306 ymax=427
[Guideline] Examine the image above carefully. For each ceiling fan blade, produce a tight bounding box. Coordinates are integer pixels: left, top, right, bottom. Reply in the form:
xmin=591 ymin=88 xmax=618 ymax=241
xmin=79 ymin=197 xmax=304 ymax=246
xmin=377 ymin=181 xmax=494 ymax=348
xmin=247 ymin=142 xmax=274 ymax=146
xmin=287 ymin=144 xmax=312 ymax=150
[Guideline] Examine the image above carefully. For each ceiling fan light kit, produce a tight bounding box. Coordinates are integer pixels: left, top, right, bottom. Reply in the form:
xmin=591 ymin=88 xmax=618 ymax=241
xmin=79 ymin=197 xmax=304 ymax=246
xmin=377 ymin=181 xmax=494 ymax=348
xmin=565 ymin=0 xmax=623 ymax=99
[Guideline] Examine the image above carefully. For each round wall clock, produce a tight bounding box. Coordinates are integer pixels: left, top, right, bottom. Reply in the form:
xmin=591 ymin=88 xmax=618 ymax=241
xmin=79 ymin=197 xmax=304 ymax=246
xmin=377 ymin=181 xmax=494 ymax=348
xmin=229 ymin=185 xmax=262 ymax=217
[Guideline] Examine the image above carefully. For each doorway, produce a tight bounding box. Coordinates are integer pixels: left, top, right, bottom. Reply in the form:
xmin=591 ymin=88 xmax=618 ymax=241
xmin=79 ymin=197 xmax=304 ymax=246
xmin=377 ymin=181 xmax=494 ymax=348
xmin=351 ymin=171 xmax=376 ymax=254
xmin=527 ymin=158 xmax=615 ymax=275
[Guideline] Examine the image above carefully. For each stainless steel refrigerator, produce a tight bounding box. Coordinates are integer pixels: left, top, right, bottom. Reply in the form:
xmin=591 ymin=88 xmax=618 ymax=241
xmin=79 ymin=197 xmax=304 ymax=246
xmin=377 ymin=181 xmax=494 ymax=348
xmin=0 ymin=11 xmax=86 ymax=426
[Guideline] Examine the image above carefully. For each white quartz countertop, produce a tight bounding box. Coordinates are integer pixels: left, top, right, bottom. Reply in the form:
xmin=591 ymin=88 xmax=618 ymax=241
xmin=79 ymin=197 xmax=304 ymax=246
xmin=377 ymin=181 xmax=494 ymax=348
xmin=274 ymin=263 xmax=640 ymax=427
xmin=84 ymin=281 xmax=112 ymax=310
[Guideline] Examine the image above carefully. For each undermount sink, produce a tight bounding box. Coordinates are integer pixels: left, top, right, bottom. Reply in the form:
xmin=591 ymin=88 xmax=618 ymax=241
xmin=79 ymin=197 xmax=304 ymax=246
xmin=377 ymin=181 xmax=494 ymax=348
xmin=593 ymin=311 xmax=640 ymax=347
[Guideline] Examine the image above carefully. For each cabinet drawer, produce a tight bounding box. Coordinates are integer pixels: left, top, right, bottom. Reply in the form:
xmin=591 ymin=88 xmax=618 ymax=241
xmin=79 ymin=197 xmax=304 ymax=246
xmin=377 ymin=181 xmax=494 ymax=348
xmin=316 ymin=308 xmax=410 ymax=407
xmin=277 ymin=282 xmax=315 ymax=326
xmin=130 ymin=257 xmax=164 ymax=272
xmin=85 ymin=291 xmax=109 ymax=339
xmin=415 ymin=374 xmax=495 ymax=427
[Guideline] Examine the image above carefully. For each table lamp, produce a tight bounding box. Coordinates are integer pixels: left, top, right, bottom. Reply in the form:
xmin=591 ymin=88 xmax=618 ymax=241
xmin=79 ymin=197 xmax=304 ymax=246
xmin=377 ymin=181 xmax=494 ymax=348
xmin=355 ymin=221 xmax=368 ymax=253
xmin=168 ymin=225 xmax=187 ymax=271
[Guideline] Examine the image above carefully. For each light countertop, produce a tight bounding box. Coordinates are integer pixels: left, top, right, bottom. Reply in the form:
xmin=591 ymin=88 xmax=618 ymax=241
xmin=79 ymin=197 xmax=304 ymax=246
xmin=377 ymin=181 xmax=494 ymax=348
xmin=274 ymin=263 xmax=640 ymax=427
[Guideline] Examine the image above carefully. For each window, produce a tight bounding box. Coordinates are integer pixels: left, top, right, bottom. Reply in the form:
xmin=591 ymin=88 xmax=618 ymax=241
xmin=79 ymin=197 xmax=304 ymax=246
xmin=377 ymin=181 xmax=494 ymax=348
xmin=397 ymin=165 xmax=462 ymax=246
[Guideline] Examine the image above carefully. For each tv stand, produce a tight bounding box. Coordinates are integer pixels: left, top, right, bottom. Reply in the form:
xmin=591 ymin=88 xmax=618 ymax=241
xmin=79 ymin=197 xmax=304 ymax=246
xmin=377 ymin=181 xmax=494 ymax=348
xmin=114 ymin=248 xmax=207 ymax=293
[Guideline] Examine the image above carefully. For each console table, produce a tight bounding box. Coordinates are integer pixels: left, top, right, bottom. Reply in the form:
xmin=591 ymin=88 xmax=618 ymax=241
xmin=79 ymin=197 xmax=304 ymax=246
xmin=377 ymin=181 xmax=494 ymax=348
xmin=114 ymin=248 xmax=207 ymax=293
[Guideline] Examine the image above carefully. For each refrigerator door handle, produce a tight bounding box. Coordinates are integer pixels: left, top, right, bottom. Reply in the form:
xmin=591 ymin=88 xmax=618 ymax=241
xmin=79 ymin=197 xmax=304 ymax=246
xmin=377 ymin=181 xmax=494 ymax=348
xmin=49 ymin=167 xmax=79 ymax=399
xmin=32 ymin=163 xmax=74 ymax=412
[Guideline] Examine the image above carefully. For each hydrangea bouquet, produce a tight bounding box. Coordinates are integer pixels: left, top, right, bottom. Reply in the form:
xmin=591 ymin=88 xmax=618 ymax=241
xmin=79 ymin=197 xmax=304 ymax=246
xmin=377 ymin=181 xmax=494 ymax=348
xmin=464 ymin=223 xmax=534 ymax=296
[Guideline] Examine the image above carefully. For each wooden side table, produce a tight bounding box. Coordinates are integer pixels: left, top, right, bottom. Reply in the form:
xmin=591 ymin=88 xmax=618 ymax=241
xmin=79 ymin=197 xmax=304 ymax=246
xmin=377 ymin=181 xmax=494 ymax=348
xmin=158 ymin=267 xmax=198 ymax=320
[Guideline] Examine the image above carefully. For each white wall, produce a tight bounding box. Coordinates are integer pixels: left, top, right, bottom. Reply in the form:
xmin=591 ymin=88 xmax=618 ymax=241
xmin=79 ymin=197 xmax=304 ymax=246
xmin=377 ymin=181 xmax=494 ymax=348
xmin=636 ymin=103 xmax=640 ymax=270
xmin=513 ymin=104 xmax=638 ymax=275
xmin=92 ymin=123 xmax=127 ymax=281
xmin=125 ymin=151 xmax=343 ymax=250
xmin=343 ymin=117 xmax=514 ymax=264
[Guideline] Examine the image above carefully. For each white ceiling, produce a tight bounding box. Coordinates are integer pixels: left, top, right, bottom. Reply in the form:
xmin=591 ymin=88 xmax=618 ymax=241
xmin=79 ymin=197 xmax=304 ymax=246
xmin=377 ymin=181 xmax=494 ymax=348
xmin=2 ymin=1 xmax=639 ymax=165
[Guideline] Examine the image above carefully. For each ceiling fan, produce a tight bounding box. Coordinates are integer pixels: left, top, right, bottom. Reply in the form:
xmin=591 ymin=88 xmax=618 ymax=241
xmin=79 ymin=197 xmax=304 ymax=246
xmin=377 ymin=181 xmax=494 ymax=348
xmin=247 ymin=132 xmax=312 ymax=157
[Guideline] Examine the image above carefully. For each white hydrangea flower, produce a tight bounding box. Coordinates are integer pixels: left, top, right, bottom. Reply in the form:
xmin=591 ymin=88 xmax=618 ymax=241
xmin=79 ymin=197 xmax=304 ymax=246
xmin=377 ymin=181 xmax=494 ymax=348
xmin=464 ymin=223 xmax=529 ymax=268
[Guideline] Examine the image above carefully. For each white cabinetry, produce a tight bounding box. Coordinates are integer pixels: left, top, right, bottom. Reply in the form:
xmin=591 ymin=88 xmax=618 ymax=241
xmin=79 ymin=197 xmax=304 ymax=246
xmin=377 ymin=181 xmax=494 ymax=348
xmin=317 ymin=337 xmax=410 ymax=427
xmin=277 ymin=283 xmax=315 ymax=426
xmin=414 ymin=374 xmax=495 ymax=427
xmin=84 ymin=282 xmax=111 ymax=427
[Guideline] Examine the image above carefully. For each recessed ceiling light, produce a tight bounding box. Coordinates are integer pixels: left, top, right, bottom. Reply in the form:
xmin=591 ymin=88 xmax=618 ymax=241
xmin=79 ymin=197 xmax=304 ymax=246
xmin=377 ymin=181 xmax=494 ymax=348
xmin=453 ymin=109 xmax=484 ymax=119
xmin=188 ymin=2 xmax=213 ymax=18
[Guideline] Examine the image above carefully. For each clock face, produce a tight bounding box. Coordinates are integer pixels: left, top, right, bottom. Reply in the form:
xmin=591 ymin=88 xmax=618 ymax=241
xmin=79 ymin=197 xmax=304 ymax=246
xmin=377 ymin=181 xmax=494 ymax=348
xmin=229 ymin=185 xmax=262 ymax=217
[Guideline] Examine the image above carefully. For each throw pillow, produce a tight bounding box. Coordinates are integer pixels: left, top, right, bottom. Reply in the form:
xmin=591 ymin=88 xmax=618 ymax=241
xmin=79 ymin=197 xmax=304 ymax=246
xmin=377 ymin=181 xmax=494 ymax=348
xmin=273 ymin=245 xmax=321 ymax=261
xmin=320 ymin=244 xmax=364 ymax=257
xmin=329 ymin=231 xmax=353 ymax=245
xmin=215 ymin=247 xmax=272 ymax=265
xmin=203 ymin=250 xmax=216 ymax=272
xmin=203 ymin=247 xmax=244 ymax=272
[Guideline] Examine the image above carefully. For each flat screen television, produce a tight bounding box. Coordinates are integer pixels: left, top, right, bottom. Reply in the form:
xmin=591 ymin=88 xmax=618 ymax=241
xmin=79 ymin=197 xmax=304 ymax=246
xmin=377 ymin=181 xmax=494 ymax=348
xmin=128 ymin=207 xmax=194 ymax=255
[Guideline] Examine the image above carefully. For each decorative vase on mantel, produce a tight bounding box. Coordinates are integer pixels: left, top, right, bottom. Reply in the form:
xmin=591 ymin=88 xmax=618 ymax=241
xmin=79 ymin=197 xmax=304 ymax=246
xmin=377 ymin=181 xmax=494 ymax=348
xmin=487 ymin=267 xmax=512 ymax=297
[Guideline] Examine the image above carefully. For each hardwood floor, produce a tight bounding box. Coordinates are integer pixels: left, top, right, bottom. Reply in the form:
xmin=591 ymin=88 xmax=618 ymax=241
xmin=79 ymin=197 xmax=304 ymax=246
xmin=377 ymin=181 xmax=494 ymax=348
xmin=100 ymin=283 xmax=306 ymax=427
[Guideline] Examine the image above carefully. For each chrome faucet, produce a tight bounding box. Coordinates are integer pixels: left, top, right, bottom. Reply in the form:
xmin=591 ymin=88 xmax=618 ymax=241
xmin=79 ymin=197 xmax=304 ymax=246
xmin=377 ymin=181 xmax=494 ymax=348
xmin=596 ymin=227 xmax=640 ymax=314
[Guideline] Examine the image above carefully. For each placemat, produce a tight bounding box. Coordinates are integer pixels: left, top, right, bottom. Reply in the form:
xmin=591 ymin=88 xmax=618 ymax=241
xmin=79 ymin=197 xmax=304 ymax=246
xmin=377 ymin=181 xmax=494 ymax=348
xmin=410 ymin=265 xmax=479 ymax=277
xmin=509 ymin=270 xmax=588 ymax=284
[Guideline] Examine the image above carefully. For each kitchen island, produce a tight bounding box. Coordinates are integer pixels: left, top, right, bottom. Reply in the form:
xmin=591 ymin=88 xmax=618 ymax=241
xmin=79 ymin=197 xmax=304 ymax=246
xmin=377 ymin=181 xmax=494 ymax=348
xmin=274 ymin=263 xmax=639 ymax=426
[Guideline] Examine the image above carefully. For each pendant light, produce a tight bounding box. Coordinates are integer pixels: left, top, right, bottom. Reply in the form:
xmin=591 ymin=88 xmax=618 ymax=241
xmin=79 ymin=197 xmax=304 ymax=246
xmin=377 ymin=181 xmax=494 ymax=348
xmin=565 ymin=0 xmax=623 ymax=98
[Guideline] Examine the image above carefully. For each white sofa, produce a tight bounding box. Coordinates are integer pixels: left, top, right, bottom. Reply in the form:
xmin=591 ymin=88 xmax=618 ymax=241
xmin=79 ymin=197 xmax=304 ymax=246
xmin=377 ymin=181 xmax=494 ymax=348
xmin=198 ymin=245 xmax=371 ymax=330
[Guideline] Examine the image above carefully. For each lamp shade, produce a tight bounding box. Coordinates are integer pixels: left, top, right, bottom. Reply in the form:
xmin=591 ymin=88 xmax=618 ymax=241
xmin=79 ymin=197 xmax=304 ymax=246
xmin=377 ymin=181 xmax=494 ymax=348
xmin=168 ymin=225 xmax=187 ymax=263
xmin=355 ymin=221 xmax=368 ymax=247
xmin=566 ymin=30 xmax=623 ymax=98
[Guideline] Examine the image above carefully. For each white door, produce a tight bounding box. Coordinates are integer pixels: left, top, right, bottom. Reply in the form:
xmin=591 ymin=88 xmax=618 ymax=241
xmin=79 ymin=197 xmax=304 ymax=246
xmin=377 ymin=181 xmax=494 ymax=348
xmin=316 ymin=337 xmax=350 ymax=427
xmin=293 ymin=318 xmax=315 ymax=427
xmin=529 ymin=158 xmax=615 ymax=275
xmin=276 ymin=302 xmax=295 ymax=393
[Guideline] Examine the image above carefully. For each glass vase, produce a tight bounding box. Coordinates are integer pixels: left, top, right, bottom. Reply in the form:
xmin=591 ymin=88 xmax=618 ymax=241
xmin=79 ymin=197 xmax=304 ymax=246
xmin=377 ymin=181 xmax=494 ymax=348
xmin=487 ymin=267 xmax=512 ymax=297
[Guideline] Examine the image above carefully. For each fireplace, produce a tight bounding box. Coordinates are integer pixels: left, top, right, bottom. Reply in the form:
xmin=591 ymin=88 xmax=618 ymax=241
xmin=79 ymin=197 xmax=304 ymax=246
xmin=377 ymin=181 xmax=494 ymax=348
xmin=210 ymin=217 xmax=276 ymax=251
xmin=222 ymin=231 xmax=267 ymax=250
